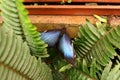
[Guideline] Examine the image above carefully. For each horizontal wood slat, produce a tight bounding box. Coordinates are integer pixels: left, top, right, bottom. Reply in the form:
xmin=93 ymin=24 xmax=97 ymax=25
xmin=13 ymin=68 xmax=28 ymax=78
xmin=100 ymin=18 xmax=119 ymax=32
xmin=24 ymin=0 xmax=120 ymax=3
xmin=26 ymin=5 xmax=120 ymax=15
xmin=0 ymin=15 xmax=120 ymax=38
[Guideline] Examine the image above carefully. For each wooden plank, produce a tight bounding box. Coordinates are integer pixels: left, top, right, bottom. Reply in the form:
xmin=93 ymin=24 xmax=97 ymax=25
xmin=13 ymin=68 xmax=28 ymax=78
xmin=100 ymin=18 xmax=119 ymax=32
xmin=26 ymin=5 xmax=120 ymax=15
xmin=0 ymin=15 xmax=97 ymax=38
xmin=30 ymin=15 xmax=97 ymax=38
xmin=24 ymin=0 xmax=120 ymax=3
xmin=0 ymin=15 xmax=120 ymax=38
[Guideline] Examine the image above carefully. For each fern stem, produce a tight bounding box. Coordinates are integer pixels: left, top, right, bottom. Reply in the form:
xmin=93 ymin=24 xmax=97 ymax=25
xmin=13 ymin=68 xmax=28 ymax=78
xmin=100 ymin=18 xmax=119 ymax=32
xmin=0 ymin=61 xmax=29 ymax=80
xmin=81 ymin=25 xmax=117 ymax=64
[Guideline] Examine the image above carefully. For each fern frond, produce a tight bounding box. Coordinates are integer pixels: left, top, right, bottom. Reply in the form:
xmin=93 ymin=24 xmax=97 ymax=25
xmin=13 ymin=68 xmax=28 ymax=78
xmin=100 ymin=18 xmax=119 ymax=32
xmin=52 ymin=70 xmax=65 ymax=80
xmin=1 ymin=0 xmax=22 ymax=36
xmin=66 ymin=59 xmax=99 ymax=80
xmin=74 ymin=20 xmax=117 ymax=66
xmin=0 ymin=26 xmax=52 ymax=80
xmin=1 ymin=0 xmax=48 ymax=57
xmin=107 ymin=26 xmax=120 ymax=49
xmin=101 ymin=61 xmax=120 ymax=80
xmin=67 ymin=69 xmax=97 ymax=80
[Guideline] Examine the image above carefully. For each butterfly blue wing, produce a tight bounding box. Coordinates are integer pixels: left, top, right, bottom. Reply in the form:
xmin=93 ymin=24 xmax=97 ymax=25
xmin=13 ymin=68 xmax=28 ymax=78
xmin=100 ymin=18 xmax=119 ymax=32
xmin=40 ymin=30 xmax=61 ymax=47
xmin=59 ymin=33 xmax=76 ymax=66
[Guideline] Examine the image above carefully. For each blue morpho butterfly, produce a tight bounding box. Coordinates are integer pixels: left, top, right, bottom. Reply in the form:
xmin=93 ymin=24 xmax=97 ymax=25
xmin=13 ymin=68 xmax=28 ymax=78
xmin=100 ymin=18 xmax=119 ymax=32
xmin=58 ymin=32 xmax=76 ymax=66
xmin=40 ymin=28 xmax=76 ymax=66
xmin=40 ymin=30 xmax=61 ymax=47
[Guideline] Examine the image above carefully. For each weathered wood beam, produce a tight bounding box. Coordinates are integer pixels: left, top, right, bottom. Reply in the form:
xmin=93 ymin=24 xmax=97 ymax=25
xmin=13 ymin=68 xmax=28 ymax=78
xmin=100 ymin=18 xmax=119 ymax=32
xmin=1 ymin=5 xmax=119 ymax=16
xmin=26 ymin=5 xmax=120 ymax=16
xmin=0 ymin=15 xmax=120 ymax=38
xmin=29 ymin=16 xmax=97 ymax=38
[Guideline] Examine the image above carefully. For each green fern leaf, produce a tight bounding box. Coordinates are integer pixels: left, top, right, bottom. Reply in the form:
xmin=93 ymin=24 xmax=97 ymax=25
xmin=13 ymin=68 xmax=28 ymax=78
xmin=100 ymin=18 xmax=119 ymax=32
xmin=74 ymin=21 xmax=117 ymax=66
xmin=101 ymin=61 xmax=120 ymax=80
xmin=107 ymin=26 xmax=120 ymax=49
xmin=0 ymin=26 xmax=52 ymax=80
xmin=66 ymin=59 xmax=98 ymax=80
xmin=53 ymin=70 xmax=65 ymax=80
xmin=1 ymin=0 xmax=48 ymax=57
